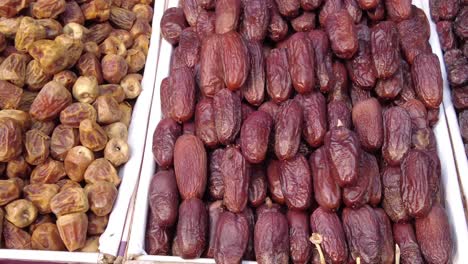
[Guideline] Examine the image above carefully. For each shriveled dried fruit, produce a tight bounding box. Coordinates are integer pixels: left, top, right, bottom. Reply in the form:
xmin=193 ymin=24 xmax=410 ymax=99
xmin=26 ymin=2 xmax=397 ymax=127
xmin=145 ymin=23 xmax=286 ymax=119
xmin=411 ymin=53 xmax=443 ymax=109
xmin=382 ymin=166 xmax=409 ymax=223
xmin=84 ymin=181 xmax=117 ymax=216
xmin=31 ymin=223 xmax=65 ymax=251
xmin=220 ymin=31 xmax=249 ymax=91
xmin=79 ymin=119 xmax=108 ymax=152
xmin=266 ymin=48 xmax=293 ymax=104
xmin=286 ymin=32 xmax=315 ymax=94
xmin=84 ymin=158 xmax=121 ymax=186
xmin=0 ymin=53 xmax=28 ymax=88
xmin=176 ymin=198 xmax=207 ymax=259
xmin=174 ymin=134 xmax=207 ymax=200
xmin=3 ymin=220 xmax=31 ymax=249
xmin=214 ymin=211 xmax=250 ymax=264
xmin=241 ymin=111 xmax=273 ymax=164
xmin=149 ymin=170 xmax=179 ymax=227
xmin=50 ymin=187 xmax=89 ymax=216
xmin=30 ymin=81 xmax=72 ymax=121
xmin=50 ymin=125 xmax=79 ymax=161
xmin=30 ymin=158 xmax=66 ymax=184
xmin=161 ymin=7 xmax=188 ymax=45
xmin=310 ymin=207 xmax=348 ymax=263
xmin=87 ymin=213 xmax=108 ymax=235
xmin=374 ymin=208 xmax=395 ymax=264
xmin=371 ymin=21 xmax=400 ymax=79
xmin=24 ymin=184 xmax=60 ymax=214
xmin=56 ymin=212 xmax=88 ymax=251
xmin=393 ymin=222 xmax=424 ymax=264
xmin=382 ymin=106 xmax=412 ymax=166
xmin=213 ymin=89 xmax=241 ymax=144
xmin=65 ymin=146 xmax=95 ymax=182
xmin=101 ymin=54 xmax=128 ymax=84
xmin=325 ymin=10 xmax=358 ymax=59
xmin=24 ymin=129 xmax=50 ymax=165
xmin=0 ymin=179 xmax=22 ymax=206
xmin=280 ymin=154 xmax=312 ymax=210
xmin=352 ymin=98 xmax=383 ymax=151
xmin=286 ymin=210 xmax=312 ymax=264
xmin=5 ymin=199 xmax=38 ymax=228
xmin=275 ymin=99 xmax=303 ymax=160
xmin=6 ymin=156 xmax=31 ymax=179
xmin=145 ymin=219 xmax=171 ymax=255
xmin=0 ymin=80 xmax=23 ymax=110
xmin=0 ymin=117 xmax=23 ymax=162
xmin=222 ymin=146 xmax=250 ymax=213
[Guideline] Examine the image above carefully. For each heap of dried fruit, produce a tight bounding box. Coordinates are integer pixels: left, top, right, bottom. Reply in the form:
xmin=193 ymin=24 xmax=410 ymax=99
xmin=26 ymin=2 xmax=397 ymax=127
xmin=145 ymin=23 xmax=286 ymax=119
xmin=148 ymin=0 xmax=455 ymax=263
xmin=430 ymin=0 xmax=468 ymax=156
xmin=0 ymin=0 xmax=153 ymax=252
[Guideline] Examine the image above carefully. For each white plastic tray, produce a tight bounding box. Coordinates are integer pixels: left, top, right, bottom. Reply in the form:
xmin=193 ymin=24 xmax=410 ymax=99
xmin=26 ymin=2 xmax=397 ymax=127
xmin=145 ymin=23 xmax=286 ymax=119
xmin=0 ymin=2 xmax=163 ymax=263
xmin=420 ymin=0 xmax=468 ymax=219
xmin=125 ymin=0 xmax=468 ymax=263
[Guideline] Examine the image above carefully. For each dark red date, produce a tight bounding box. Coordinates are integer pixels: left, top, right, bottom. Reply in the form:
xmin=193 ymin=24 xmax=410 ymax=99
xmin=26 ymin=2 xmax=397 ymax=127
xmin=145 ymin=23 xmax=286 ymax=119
xmin=393 ymin=222 xmax=424 ymax=264
xmin=214 ymin=211 xmax=250 ymax=264
xmin=266 ymin=48 xmax=293 ymax=104
xmin=374 ymin=208 xmax=395 ymax=264
xmin=275 ymin=99 xmax=303 ymax=160
xmin=325 ymin=10 xmax=358 ymax=59
xmin=248 ymin=165 xmax=268 ymax=207
xmin=240 ymin=0 xmax=270 ymax=41
xmin=160 ymin=7 xmax=188 ymax=45
xmin=215 ymin=0 xmax=241 ymax=34
xmin=287 ymin=210 xmax=312 ymax=264
xmin=286 ymin=32 xmax=315 ymax=94
xmin=148 ymin=170 xmax=179 ymax=227
xmin=371 ymin=21 xmax=400 ymax=79
xmin=296 ymin=92 xmax=327 ymax=147
xmin=195 ymin=98 xmax=219 ymax=148
xmin=220 ymin=31 xmax=249 ymax=91
xmin=310 ymin=147 xmax=341 ymax=211
xmin=254 ymin=208 xmax=289 ymax=264
xmin=176 ymin=198 xmax=208 ymax=259
xmin=411 ymin=53 xmax=443 ymax=109
xmin=382 ymin=106 xmax=412 ymax=166
xmin=280 ymin=154 xmax=312 ymax=210
xmin=206 ymin=200 xmax=225 ymax=258
xmin=241 ymin=111 xmax=272 ymax=164
xmin=168 ymin=66 xmax=196 ymax=123
xmin=242 ymin=41 xmax=266 ymax=106
xmin=152 ymin=118 xmax=182 ymax=168
xmin=213 ymin=89 xmax=242 ymax=145
xmin=352 ymin=98 xmax=383 ymax=151
xmin=222 ymin=146 xmax=250 ymax=213
xmin=266 ymin=159 xmax=285 ymax=204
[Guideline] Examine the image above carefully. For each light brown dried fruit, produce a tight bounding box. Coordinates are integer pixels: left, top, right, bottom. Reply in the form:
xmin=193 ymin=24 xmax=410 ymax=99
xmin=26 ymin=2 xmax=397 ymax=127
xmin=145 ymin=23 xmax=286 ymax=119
xmin=0 ymin=110 xmax=31 ymax=131
xmin=84 ymin=181 xmax=117 ymax=216
xmin=0 ymin=117 xmax=23 ymax=162
xmin=0 ymin=0 xmax=29 ymax=18
xmin=0 ymin=179 xmax=21 ymax=206
xmin=31 ymin=0 xmax=66 ymax=19
xmin=53 ymin=70 xmax=78 ymax=91
xmin=126 ymin=49 xmax=146 ymax=73
xmin=24 ymin=129 xmax=50 ymax=165
xmin=87 ymin=212 xmax=108 ymax=235
xmin=120 ymin=73 xmax=142 ymax=99
xmin=104 ymin=138 xmax=130 ymax=167
xmin=102 ymin=54 xmax=128 ymax=84
xmin=109 ymin=30 xmax=134 ymax=49
xmin=79 ymin=119 xmax=108 ymax=151
xmin=118 ymin=102 xmax=132 ymax=127
xmin=100 ymin=36 xmax=127 ymax=57
xmin=37 ymin=19 xmax=63 ymax=39
xmin=73 ymin=76 xmax=99 ymax=104
xmin=56 ymin=212 xmax=88 ymax=251
xmin=31 ymin=223 xmax=65 ymax=251
xmin=0 ymin=53 xmax=28 ymax=88
xmin=110 ymin=6 xmax=136 ymax=30
xmin=6 ymin=156 xmax=31 ymax=179
xmin=99 ymin=84 xmax=126 ymax=103
xmin=65 ymin=146 xmax=95 ymax=182
xmin=50 ymin=187 xmax=89 ymax=216
xmin=31 ymin=119 xmax=56 ymax=136
xmin=24 ymin=183 xmax=60 ymax=214
xmin=26 ymin=60 xmax=52 ymax=91
xmin=15 ymin=17 xmax=47 ymax=53
xmin=93 ymin=95 xmax=122 ymax=125
xmin=83 ymin=158 xmax=121 ymax=186
xmin=30 ymin=158 xmax=66 ymax=184
xmin=5 ymin=199 xmax=38 ymax=228
xmin=3 ymin=220 xmax=31 ymax=249
xmin=30 ymin=81 xmax=72 ymax=121
xmin=60 ymin=102 xmax=97 ymax=128
xmin=50 ymin=125 xmax=80 ymax=160
xmin=104 ymin=122 xmax=128 ymax=141
xmin=76 ymin=53 xmax=104 ymax=84
xmin=0 ymin=80 xmax=22 ymax=110
xmin=28 ymin=39 xmax=68 ymax=75
xmin=81 ymin=0 xmax=111 ymax=22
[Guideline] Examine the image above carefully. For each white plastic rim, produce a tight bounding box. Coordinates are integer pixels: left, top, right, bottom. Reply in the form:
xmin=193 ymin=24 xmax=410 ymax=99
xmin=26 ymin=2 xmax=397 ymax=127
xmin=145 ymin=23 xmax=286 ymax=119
xmin=125 ymin=0 xmax=468 ymax=263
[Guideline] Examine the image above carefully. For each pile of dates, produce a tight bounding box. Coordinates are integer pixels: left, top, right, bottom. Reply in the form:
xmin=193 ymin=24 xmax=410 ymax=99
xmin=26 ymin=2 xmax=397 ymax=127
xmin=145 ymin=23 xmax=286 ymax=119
xmin=431 ymin=0 xmax=468 ymax=156
xmin=0 ymin=0 xmax=152 ymax=252
xmin=149 ymin=0 xmax=453 ymax=263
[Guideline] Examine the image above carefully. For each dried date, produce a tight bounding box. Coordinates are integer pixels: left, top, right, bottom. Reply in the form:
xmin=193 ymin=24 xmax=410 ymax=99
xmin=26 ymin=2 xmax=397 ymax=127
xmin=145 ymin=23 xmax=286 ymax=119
xmin=149 ymin=170 xmax=179 ymax=227
xmin=176 ymin=198 xmax=207 ymax=259
xmin=241 ymin=111 xmax=273 ymax=164
xmin=222 ymin=146 xmax=250 ymax=213
xmin=152 ymin=118 xmax=182 ymax=168
xmin=213 ymin=89 xmax=241 ymax=145
xmin=280 ymin=154 xmax=312 ymax=210
xmin=214 ymin=211 xmax=250 ymax=264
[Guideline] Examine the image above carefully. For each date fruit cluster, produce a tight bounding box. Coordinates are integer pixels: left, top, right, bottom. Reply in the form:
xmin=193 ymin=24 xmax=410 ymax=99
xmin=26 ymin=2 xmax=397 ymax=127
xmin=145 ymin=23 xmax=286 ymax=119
xmin=430 ymin=0 xmax=468 ymax=157
xmin=149 ymin=0 xmax=453 ymax=263
xmin=0 ymin=0 xmax=153 ymax=252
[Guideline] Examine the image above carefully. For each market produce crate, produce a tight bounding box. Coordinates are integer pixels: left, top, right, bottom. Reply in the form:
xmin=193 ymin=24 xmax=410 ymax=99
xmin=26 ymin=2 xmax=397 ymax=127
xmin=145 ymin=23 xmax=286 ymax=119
xmin=420 ymin=0 xmax=468 ymax=217
xmin=0 ymin=0 xmax=164 ymax=263
xmin=124 ymin=0 xmax=468 ymax=263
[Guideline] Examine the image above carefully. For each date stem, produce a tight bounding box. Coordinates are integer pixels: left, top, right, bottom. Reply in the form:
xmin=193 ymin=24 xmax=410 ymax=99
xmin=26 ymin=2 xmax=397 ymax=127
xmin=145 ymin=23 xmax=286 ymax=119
xmin=395 ymin=244 xmax=400 ymax=264
xmin=310 ymin=233 xmax=325 ymax=264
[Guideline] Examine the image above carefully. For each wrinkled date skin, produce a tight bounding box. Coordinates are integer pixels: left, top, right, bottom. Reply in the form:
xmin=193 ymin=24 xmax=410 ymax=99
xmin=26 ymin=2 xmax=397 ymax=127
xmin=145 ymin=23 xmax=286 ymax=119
xmin=310 ymin=207 xmax=348 ymax=263
xmin=287 ymin=210 xmax=311 ymax=264
xmin=266 ymin=48 xmax=293 ymax=104
xmin=307 ymin=30 xmax=334 ymax=93
xmin=145 ymin=218 xmax=171 ymax=255
xmin=371 ymin=21 xmax=400 ymax=79
xmin=178 ymin=28 xmax=201 ymax=68
xmin=375 ymin=67 xmax=404 ymax=100
xmin=240 ymin=0 xmax=270 ymax=42
xmin=286 ymin=32 xmax=315 ymax=94
xmin=393 ymin=223 xmax=424 ymax=264
xmin=343 ymin=151 xmax=378 ymax=208
xmin=160 ymin=7 xmax=187 ymax=45
xmin=199 ymin=35 xmax=223 ymax=97
xmin=242 ymin=41 xmax=266 ymax=106
xmin=195 ymin=98 xmax=219 ymax=148
xmin=241 ymin=111 xmax=273 ymax=164
xmin=310 ymin=147 xmax=341 ymax=210
xmin=0 ymin=118 xmax=23 ymax=162
xmin=342 ymin=205 xmax=382 ymax=264
xmin=386 ymin=0 xmax=412 ymax=22
xmin=149 ymin=170 xmax=179 ymax=227
xmin=411 ymin=53 xmax=443 ymax=109
xmin=206 ymin=200 xmax=225 ymax=258
xmin=327 ymin=100 xmax=352 ymax=130
xmin=214 ymin=211 xmax=250 ymax=264
xmin=415 ymin=204 xmax=452 ymax=264
xmin=352 ymin=98 xmax=383 ymax=151
xmin=382 ymin=106 xmax=412 ymax=166
xmin=152 ymin=118 xmax=182 ymax=168
xmin=275 ymin=99 xmax=303 ymax=160
xmin=325 ymin=126 xmax=360 ymax=187
xmin=220 ymin=31 xmax=249 ymax=91
xmin=174 ymin=134 xmax=207 ymax=200
xmin=346 ymin=26 xmax=377 ymax=89
xmin=268 ymin=2 xmax=289 ymax=42
xmin=275 ymin=0 xmax=300 ymax=17
xmin=325 ymin=10 xmax=358 ymax=59
xmin=436 ymin=21 xmax=456 ymax=52
xmin=213 ymin=89 xmax=242 ymax=145
xmin=280 ymin=154 xmax=312 ymax=210
xmin=248 ymin=165 xmax=268 ymax=207
xmin=215 ymin=0 xmax=241 ymax=34
xmin=168 ymin=66 xmax=196 ymax=123
xmin=373 ymin=208 xmax=395 ymax=264
xmin=296 ymin=92 xmax=327 ymax=147
xmin=430 ymin=0 xmax=460 ymax=21
xmin=401 ymin=149 xmax=433 ymax=218
xmin=176 ymin=198 xmax=208 ymax=259
xmin=222 ymin=146 xmax=250 ymax=213
xmin=254 ymin=209 xmax=289 ymax=264
xmin=319 ymin=0 xmax=342 ymax=26
xmin=382 ymin=166 xmax=409 ymax=223
xmin=208 ymin=148 xmax=225 ymax=200
xmin=267 ymin=159 xmax=285 ymax=204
